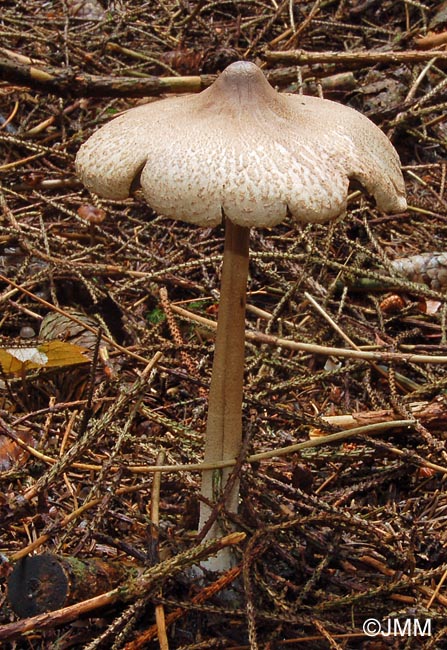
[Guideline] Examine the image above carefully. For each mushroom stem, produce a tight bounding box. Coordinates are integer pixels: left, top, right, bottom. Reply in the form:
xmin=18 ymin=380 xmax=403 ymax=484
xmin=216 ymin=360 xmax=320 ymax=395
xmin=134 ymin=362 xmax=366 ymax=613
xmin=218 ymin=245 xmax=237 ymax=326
xmin=199 ymin=218 xmax=250 ymax=569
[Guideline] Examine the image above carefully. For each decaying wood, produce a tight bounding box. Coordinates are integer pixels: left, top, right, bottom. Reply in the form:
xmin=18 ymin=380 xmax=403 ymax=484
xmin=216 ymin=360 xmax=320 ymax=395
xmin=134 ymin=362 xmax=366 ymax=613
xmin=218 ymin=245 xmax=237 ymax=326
xmin=0 ymin=532 xmax=245 ymax=641
xmin=311 ymin=397 xmax=447 ymax=438
xmin=7 ymin=553 xmax=138 ymax=617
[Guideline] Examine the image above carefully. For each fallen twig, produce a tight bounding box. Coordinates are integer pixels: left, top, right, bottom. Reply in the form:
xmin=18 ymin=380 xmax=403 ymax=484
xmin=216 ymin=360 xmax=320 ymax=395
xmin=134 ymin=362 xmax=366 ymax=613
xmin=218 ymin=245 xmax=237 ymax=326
xmin=0 ymin=54 xmax=212 ymax=97
xmin=170 ymin=303 xmax=447 ymax=364
xmin=262 ymin=49 xmax=447 ymax=65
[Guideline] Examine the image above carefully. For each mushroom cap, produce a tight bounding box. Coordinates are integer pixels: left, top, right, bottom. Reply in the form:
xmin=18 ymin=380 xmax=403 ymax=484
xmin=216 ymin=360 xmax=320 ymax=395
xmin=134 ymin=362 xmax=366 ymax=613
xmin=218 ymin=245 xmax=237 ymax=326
xmin=76 ymin=61 xmax=407 ymax=227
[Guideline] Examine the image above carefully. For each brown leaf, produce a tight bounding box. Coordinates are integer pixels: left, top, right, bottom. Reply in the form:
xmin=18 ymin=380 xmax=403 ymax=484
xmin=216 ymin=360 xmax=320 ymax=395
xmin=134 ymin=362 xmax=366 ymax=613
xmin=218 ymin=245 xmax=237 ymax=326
xmin=0 ymin=341 xmax=89 ymax=375
xmin=0 ymin=429 xmax=34 ymax=471
xmin=418 ymin=298 xmax=442 ymax=315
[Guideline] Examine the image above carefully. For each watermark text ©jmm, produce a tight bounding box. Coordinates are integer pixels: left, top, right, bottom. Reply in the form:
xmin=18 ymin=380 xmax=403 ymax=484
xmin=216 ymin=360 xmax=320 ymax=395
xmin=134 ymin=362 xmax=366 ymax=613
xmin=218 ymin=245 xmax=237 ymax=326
xmin=363 ymin=618 xmax=432 ymax=637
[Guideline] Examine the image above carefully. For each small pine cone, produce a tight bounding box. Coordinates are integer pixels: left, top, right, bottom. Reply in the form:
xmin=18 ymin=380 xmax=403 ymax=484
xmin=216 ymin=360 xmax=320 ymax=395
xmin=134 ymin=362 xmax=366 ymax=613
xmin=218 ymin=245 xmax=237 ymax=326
xmin=391 ymin=252 xmax=447 ymax=290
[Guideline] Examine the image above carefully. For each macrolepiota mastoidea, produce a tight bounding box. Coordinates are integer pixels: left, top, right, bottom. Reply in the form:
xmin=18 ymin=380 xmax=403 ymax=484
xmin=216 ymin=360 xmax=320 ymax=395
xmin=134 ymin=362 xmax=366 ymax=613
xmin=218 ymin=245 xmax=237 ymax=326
xmin=76 ymin=60 xmax=407 ymax=571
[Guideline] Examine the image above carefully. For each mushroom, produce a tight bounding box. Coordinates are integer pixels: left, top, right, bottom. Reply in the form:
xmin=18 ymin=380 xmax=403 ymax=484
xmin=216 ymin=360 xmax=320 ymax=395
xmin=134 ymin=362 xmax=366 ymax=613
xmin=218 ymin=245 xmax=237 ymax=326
xmin=76 ymin=61 xmax=406 ymax=571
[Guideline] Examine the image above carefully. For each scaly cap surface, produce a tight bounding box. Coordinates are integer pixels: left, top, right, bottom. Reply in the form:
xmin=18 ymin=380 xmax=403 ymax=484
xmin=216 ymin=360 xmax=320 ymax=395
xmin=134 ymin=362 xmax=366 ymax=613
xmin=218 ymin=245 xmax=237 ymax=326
xmin=76 ymin=61 xmax=407 ymax=227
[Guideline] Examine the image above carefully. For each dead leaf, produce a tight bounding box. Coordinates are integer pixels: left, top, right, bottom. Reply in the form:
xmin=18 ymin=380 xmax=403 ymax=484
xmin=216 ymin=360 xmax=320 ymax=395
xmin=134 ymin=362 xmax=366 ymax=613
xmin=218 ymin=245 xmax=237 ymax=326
xmin=418 ymin=298 xmax=442 ymax=315
xmin=0 ymin=428 xmax=34 ymax=471
xmin=0 ymin=340 xmax=89 ymax=375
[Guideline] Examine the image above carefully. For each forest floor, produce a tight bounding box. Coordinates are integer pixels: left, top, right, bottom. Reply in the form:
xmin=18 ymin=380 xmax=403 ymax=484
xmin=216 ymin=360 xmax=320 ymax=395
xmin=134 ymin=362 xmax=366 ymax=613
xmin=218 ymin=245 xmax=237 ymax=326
xmin=1 ymin=1 xmax=447 ymax=648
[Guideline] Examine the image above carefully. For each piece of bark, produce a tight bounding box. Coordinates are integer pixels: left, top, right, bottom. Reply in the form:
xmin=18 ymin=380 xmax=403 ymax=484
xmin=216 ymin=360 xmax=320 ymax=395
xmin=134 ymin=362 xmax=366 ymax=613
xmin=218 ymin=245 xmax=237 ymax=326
xmin=310 ymin=397 xmax=447 ymax=438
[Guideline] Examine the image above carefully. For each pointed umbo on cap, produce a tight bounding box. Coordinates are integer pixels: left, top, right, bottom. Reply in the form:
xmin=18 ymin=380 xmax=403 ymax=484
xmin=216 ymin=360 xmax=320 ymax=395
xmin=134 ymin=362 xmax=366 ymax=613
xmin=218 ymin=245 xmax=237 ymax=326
xmin=76 ymin=61 xmax=407 ymax=228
